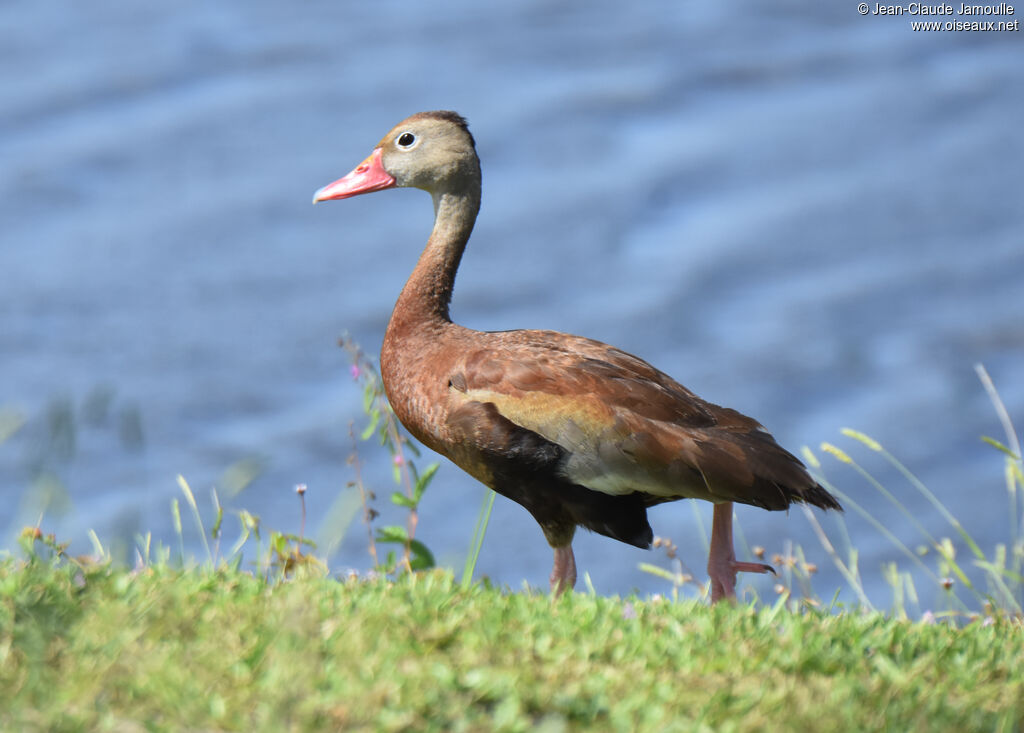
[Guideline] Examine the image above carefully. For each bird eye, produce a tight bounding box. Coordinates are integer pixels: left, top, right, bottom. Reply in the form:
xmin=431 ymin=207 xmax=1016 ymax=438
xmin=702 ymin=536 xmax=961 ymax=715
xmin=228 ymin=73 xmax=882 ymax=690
xmin=396 ymin=132 xmax=418 ymax=149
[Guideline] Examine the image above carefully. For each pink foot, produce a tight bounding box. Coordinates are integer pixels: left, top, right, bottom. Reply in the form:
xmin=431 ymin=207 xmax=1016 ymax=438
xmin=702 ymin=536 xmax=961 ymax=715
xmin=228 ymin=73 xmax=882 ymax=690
xmin=709 ymin=560 xmax=776 ymax=603
xmin=707 ymin=503 xmax=776 ymax=603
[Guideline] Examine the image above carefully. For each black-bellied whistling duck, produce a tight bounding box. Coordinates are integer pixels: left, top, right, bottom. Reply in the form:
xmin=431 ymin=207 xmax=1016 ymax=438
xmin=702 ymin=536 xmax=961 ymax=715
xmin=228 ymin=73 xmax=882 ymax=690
xmin=314 ymin=111 xmax=841 ymax=602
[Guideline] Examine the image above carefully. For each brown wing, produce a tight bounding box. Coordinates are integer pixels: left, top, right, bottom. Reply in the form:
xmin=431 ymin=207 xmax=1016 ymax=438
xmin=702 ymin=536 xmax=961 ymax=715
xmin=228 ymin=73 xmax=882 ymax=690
xmin=446 ymin=329 xmax=840 ymax=512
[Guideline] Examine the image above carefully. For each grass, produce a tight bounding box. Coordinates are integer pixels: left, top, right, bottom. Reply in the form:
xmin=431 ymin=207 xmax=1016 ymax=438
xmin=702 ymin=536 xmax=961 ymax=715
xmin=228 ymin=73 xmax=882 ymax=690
xmin=3 ymin=354 xmax=1023 ymax=730
xmin=782 ymin=365 xmax=1024 ymax=620
xmin=3 ymin=555 xmax=1023 ymax=733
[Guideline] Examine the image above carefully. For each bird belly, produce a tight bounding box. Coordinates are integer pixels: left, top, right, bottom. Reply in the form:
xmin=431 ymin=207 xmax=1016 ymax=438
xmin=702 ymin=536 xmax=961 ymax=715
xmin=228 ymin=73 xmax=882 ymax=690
xmin=561 ymin=455 xmax=714 ymax=501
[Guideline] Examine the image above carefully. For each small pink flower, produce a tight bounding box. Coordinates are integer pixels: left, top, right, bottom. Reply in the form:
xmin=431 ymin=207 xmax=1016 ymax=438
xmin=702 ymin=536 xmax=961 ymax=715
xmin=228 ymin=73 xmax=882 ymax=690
xmin=349 ymin=364 xmax=362 ymax=381
xmin=393 ymin=455 xmax=405 ymax=466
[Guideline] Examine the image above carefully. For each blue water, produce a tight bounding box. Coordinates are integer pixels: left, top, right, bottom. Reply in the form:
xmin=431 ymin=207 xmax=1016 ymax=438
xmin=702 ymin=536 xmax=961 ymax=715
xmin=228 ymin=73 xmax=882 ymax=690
xmin=2 ymin=1 xmax=1022 ymax=605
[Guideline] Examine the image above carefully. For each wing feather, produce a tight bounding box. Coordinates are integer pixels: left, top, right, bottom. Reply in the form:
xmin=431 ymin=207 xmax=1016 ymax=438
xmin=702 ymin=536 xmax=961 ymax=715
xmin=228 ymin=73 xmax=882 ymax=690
xmin=447 ymin=330 xmax=838 ymax=511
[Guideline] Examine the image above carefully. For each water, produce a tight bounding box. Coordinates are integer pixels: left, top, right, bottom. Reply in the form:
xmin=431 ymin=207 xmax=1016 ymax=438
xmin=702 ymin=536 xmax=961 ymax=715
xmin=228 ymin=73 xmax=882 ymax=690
xmin=2 ymin=1 xmax=1022 ymax=604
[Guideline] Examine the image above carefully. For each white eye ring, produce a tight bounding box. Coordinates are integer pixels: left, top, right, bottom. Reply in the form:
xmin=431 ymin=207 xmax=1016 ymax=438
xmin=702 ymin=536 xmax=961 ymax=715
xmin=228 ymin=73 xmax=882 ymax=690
xmin=395 ymin=131 xmax=419 ymax=150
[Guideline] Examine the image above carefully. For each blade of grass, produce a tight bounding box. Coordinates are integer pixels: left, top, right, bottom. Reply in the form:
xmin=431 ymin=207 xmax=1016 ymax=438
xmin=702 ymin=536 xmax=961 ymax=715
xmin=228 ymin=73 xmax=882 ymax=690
xmin=976 ymin=364 xmax=1023 ymax=579
xmin=822 ymin=442 xmax=983 ymax=608
xmin=824 ymin=480 xmax=966 ymax=593
xmin=228 ymin=510 xmax=258 ymax=561
xmin=976 ymin=364 xmax=1021 ymax=458
xmin=975 ymin=542 xmax=1024 ymax=615
xmin=838 ymin=431 xmax=941 ymax=547
xmin=842 ymin=429 xmax=986 ymax=561
xmin=461 ymin=489 xmax=496 ymax=589
xmin=689 ymin=499 xmax=709 ymax=555
xmin=802 ymin=448 xmax=859 ymax=574
xmin=638 ymin=562 xmax=686 ymax=585
xmin=87 ymin=529 xmax=107 ymax=562
xmin=177 ymin=475 xmax=210 ymax=564
xmin=171 ymin=498 xmax=184 ymax=566
xmin=0 ymin=407 xmax=25 ymax=445
xmin=732 ymin=510 xmax=756 ymax=566
xmin=136 ymin=532 xmax=152 ymax=567
xmin=800 ymin=504 xmax=873 ymax=610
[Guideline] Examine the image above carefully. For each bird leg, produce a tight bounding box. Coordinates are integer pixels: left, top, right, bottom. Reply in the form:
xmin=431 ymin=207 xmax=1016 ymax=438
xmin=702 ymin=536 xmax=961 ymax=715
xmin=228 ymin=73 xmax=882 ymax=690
xmin=707 ymin=502 xmax=775 ymax=603
xmin=550 ymin=545 xmax=577 ymax=595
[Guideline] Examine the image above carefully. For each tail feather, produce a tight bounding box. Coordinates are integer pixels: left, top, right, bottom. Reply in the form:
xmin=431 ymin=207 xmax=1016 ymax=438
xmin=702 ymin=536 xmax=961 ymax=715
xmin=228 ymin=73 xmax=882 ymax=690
xmin=706 ymin=431 xmax=843 ymax=513
xmin=795 ymin=481 xmax=843 ymax=512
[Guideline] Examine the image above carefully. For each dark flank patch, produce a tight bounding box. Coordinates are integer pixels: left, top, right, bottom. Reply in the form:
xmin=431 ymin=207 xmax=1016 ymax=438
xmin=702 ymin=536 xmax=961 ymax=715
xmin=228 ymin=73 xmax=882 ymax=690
xmin=447 ymin=400 xmax=653 ymax=549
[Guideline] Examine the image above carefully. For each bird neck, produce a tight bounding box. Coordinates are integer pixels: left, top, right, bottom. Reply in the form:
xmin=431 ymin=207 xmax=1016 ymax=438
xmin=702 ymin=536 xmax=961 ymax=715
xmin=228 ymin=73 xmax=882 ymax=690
xmin=388 ymin=186 xmax=480 ymax=334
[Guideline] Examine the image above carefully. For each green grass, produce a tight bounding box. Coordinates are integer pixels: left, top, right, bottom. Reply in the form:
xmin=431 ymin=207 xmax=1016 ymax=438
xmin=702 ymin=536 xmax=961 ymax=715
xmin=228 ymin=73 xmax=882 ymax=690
xmin=3 ymin=555 xmax=1023 ymax=733
xmin=3 ymin=359 xmax=1022 ymax=730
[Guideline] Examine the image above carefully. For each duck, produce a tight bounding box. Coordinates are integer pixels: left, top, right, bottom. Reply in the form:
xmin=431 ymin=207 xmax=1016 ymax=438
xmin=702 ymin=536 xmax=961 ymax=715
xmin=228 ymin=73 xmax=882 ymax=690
xmin=313 ymin=111 xmax=841 ymax=601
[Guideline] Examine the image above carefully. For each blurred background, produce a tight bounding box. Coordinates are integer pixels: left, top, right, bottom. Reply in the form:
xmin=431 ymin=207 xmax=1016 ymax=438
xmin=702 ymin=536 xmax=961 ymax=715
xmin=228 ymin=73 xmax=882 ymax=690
xmin=2 ymin=1 xmax=1022 ymax=605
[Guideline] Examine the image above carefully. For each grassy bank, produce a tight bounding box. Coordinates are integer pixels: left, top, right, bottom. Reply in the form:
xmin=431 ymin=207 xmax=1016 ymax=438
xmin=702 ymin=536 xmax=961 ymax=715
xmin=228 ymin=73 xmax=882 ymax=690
xmin=4 ymin=362 xmax=1022 ymax=730
xmin=3 ymin=556 xmax=1022 ymax=733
